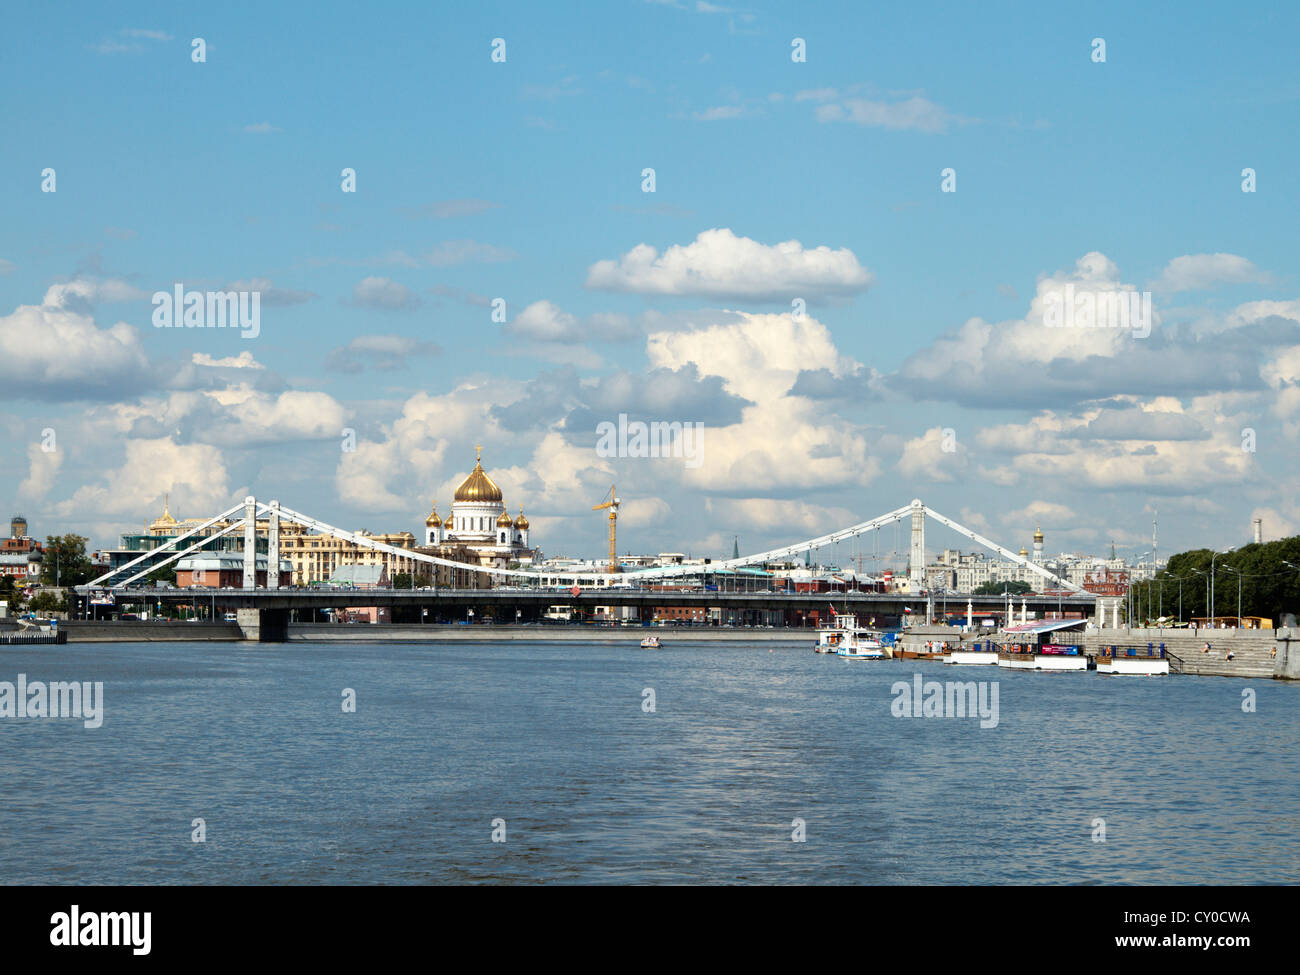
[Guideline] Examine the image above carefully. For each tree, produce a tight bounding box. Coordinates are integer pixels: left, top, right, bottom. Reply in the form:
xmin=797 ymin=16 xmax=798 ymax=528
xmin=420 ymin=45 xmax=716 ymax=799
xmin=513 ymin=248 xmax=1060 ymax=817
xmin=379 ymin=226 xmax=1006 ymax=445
xmin=1132 ymin=538 xmax=1300 ymax=624
xmin=0 ymin=574 xmax=21 ymax=607
xmin=29 ymin=590 xmax=67 ymax=613
xmin=40 ymin=534 xmax=95 ymax=587
xmin=974 ymin=580 xmax=1033 ymax=596
xmin=143 ymin=565 xmax=176 ymax=586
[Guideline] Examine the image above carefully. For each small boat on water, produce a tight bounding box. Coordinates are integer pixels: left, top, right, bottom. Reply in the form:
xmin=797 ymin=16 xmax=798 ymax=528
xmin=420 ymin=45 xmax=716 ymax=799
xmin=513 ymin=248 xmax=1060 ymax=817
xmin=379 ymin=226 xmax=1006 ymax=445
xmin=640 ymin=635 xmax=662 ymax=649
xmin=815 ymin=609 xmax=886 ymax=659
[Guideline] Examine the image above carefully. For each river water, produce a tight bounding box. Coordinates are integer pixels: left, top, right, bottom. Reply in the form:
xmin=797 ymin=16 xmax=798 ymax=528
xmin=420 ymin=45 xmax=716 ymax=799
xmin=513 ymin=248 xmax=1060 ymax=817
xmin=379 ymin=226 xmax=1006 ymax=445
xmin=1 ymin=640 xmax=1296 ymax=884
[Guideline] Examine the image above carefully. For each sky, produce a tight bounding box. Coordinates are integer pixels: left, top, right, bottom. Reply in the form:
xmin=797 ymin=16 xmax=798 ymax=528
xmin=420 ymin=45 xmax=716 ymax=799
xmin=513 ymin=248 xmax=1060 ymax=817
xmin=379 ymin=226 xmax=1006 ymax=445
xmin=2 ymin=1 xmax=1299 ymax=568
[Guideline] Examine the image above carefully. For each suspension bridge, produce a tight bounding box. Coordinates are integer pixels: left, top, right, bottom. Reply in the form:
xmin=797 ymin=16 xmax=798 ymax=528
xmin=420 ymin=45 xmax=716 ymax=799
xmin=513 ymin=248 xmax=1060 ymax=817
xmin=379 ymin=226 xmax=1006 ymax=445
xmin=71 ymin=496 xmax=1110 ymax=640
xmin=84 ymin=496 xmax=1088 ymax=592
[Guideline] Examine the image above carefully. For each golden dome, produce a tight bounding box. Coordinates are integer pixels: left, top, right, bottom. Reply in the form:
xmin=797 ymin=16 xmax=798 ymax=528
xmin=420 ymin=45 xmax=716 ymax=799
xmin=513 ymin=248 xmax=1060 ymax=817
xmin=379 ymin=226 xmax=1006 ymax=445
xmin=453 ymin=446 xmax=503 ymax=502
xmin=1019 ymin=547 xmax=1028 ymax=557
xmin=444 ymin=515 xmax=454 ymax=530
xmin=496 ymin=510 xmax=514 ymax=527
xmin=425 ymin=502 xmax=442 ymax=528
xmin=514 ymin=508 xmax=529 ymax=530
xmin=1033 ymin=525 xmax=1044 ymax=542
xmin=150 ymin=494 xmax=177 ymax=531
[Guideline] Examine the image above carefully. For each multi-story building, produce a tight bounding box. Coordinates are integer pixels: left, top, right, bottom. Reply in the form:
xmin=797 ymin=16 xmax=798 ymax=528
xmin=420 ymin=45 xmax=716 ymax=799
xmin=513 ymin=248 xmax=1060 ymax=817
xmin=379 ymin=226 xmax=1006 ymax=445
xmin=279 ymin=525 xmax=419 ymax=586
xmin=1 ymin=515 xmax=43 ymax=581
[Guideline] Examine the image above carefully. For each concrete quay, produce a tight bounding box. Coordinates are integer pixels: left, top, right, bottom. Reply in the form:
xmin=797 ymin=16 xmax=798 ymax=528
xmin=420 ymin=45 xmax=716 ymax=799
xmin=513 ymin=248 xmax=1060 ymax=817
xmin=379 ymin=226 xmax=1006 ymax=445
xmin=896 ymin=623 xmax=1298 ymax=679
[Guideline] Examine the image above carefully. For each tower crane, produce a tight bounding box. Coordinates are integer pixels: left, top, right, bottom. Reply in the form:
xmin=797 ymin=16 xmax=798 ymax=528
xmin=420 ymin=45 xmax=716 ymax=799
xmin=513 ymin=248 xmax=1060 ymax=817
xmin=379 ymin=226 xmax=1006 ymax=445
xmin=592 ymin=485 xmax=620 ymax=574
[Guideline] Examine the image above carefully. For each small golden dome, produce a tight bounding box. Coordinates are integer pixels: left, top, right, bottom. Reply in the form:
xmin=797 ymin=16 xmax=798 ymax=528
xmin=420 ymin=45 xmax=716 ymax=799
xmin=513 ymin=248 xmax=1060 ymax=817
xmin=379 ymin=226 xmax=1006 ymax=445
xmin=1019 ymin=547 xmax=1028 ymax=557
xmin=496 ymin=510 xmax=514 ymax=527
xmin=1033 ymin=525 xmax=1044 ymax=542
xmin=425 ymin=502 xmax=442 ymax=528
xmin=151 ymin=493 xmax=177 ymax=530
xmin=453 ymin=446 xmax=503 ymax=502
xmin=514 ymin=508 xmax=529 ymax=530
xmin=444 ymin=515 xmax=454 ymax=530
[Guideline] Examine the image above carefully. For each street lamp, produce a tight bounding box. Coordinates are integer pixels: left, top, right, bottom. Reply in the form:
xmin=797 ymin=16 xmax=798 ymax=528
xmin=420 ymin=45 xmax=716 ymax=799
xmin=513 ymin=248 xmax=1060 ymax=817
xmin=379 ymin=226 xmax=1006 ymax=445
xmin=1222 ymin=565 xmax=1243 ymax=628
xmin=1210 ymin=547 xmax=1236 ymax=626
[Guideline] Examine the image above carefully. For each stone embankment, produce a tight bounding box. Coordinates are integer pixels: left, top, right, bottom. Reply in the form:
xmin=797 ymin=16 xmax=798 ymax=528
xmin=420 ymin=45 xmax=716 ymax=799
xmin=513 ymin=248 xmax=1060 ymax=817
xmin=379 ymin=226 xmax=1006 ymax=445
xmin=896 ymin=623 xmax=1297 ymax=679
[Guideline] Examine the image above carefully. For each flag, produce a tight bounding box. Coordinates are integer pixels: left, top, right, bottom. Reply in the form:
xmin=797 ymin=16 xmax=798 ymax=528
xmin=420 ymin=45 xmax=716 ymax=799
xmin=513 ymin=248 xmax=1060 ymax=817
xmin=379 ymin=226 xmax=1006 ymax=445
xmin=827 ymin=604 xmax=837 ymax=617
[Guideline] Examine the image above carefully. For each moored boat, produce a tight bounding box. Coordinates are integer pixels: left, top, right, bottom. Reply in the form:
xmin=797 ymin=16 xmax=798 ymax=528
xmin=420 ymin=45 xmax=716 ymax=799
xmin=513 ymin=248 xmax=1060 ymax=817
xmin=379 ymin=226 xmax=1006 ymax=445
xmin=640 ymin=635 xmax=662 ymax=649
xmin=815 ymin=608 xmax=887 ymax=658
xmin=1096 ymin=647 xmax=1169 ymax=675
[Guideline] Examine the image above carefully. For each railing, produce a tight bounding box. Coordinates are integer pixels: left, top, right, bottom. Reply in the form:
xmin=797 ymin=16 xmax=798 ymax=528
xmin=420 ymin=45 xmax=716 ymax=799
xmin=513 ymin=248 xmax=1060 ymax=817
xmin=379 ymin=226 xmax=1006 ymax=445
xmin=1096 ymin=643 xmax=1167 ymax=659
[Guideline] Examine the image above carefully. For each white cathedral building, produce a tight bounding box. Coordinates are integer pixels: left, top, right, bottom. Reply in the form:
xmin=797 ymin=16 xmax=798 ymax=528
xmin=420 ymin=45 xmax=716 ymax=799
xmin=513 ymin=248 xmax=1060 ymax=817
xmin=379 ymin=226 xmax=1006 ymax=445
xmin=422 ymin=447 xmax=537 ymax=569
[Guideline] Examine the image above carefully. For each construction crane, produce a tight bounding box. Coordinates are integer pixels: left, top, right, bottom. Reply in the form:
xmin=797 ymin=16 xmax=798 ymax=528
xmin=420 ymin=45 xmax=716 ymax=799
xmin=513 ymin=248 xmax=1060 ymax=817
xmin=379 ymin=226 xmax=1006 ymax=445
xmin=592 ymin=485 xmax=620 ymax=574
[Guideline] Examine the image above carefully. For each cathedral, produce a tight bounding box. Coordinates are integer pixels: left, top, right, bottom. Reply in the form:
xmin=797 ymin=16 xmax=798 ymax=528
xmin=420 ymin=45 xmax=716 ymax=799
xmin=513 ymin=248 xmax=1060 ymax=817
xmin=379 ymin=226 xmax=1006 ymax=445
xmin=421 ymin=447 xmax=538 ymax=570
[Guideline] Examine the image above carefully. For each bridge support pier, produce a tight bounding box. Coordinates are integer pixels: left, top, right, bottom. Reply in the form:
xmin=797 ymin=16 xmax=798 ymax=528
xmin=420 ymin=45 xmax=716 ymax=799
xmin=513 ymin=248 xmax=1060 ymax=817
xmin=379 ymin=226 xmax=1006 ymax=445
xmin=236 ymin=608 xmax=289 ymax=642
xmin=242 ymin=495 xmax=257 ymax=589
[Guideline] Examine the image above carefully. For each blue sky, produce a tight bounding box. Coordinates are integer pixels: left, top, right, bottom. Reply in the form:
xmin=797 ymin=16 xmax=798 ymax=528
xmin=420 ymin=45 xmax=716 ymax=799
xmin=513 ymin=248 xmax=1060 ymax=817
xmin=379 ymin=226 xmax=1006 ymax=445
xmin=3 ymin=1 xmax=1299 ymax=565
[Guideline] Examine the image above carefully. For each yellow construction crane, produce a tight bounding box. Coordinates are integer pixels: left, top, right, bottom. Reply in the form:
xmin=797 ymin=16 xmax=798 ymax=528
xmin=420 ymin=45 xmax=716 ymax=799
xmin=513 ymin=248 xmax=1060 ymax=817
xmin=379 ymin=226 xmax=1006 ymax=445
xmin=592 ymin=485 xmax=620 ymax=574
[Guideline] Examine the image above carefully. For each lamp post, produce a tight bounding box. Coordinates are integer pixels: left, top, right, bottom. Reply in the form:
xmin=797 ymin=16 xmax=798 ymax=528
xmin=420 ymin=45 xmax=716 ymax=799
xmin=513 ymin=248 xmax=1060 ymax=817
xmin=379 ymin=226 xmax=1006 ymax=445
xmin=1210 ymin=547 xmax=1236 ymax=627
xmin=1223 ymin=566 xmax=1242 ymax=627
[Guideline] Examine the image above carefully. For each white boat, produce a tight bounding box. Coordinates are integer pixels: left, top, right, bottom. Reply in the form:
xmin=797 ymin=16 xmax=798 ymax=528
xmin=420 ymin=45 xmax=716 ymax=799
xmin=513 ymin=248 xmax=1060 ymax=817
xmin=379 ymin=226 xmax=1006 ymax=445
xmin=1096 ymin=650 xmax=1169 ymax=675
xmin=815 ymin=611 xmax=886 ymax=659
xmin=640 ymin=635 xmax=662 ymax=649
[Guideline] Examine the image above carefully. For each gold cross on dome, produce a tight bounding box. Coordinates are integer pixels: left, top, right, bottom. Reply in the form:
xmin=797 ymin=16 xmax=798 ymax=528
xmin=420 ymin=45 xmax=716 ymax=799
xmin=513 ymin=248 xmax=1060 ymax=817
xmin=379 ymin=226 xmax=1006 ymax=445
xmin=476 ymin=444 xmax=482 ymax=461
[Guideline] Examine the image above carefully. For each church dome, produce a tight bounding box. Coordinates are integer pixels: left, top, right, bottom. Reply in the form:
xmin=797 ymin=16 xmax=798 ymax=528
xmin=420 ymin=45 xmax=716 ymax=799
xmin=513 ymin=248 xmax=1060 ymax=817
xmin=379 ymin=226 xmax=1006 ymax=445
xmin=496 ymin=510 xmax=514 ymax=527
xmin=1019 ymin=547 xmax=1028 ymax=557
xmin=1033 ymin=525 xmax=1044 ymax=543
xmin=425 ymin=502 xmax=442 ymax=527
xmin=150 ymin=495 xmax=178 ymax=531
xmin=514 ymin=508 xmax=529 ymax=530
xmin=453 ymin=448 xmax=503 ymax=502
xmin=444 ymin=515 xmax=454 ymax=530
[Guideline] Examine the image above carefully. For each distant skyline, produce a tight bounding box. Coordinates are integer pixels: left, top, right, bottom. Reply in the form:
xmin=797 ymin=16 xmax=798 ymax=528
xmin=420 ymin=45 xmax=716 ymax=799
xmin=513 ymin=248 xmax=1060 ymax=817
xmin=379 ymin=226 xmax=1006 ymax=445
xmin=3 ymin=2 xmax=1299 ymax=564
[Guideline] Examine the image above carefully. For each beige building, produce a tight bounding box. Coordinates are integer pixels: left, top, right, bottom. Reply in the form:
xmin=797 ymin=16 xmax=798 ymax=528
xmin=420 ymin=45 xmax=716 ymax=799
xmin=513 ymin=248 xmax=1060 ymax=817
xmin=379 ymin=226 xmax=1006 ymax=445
xmin=278 ymin=526 xmax=419 ymax=586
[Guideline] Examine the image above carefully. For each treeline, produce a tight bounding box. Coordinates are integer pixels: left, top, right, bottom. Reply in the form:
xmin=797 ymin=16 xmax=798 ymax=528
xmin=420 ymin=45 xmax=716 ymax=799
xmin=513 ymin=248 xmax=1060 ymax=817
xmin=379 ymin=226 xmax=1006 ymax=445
xmin=1130 ymin=536 xmax=1300 ymax=624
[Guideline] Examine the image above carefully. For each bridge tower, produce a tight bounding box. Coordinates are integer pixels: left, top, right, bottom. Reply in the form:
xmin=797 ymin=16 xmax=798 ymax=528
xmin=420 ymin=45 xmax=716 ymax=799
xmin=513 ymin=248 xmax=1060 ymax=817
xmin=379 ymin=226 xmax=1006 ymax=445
xmin=267 ymin=499 xmax=280 ymax=590
xmin=243 ymin=495 xmax=257 ymax=589
xmin=908 ymin=499 xmax=925 ymax=594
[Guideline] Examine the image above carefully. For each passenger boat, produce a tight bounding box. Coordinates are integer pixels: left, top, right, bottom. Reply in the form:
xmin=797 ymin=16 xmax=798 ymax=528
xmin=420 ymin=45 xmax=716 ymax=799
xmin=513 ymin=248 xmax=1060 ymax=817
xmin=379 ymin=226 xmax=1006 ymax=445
xmin=1095 ymin=647 xmax=1169 ymax=676
xmin=997 ymin=643 xmax=1088 ymax=671
xmin=640 ymin=635 xmax=662 ymax=649
xmin=815 ymin=610 xmax=886 ymax=659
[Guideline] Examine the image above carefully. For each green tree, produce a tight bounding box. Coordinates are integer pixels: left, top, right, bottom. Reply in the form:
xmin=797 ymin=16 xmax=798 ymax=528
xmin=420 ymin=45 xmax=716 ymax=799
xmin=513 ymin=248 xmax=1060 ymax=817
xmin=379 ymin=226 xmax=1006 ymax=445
xmin=29 ymin=590 xmax=67 ymax=613
xmin=973 ymin=580 xmax=1033 ymax=596
xmin=1132 ymin=538 xmax=1300 ymax=624
xmin=40 ymin=534 xmax=95 ymax=587
xmin=0 ymin=574 xmax=21 ymax=607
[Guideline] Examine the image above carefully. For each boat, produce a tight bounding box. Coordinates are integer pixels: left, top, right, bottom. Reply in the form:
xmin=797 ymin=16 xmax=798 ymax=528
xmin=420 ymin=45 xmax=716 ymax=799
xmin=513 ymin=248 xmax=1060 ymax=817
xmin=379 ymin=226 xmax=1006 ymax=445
xmin=1096 ymin=647 xmax=1170 ymax=676
xmin=640 ymin=635 xmax=662 ymax=649
xmin=815 ymin=609 xmax=886 ymax=659
xmin=997 ymin=643 xmax=1088 ymax=672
